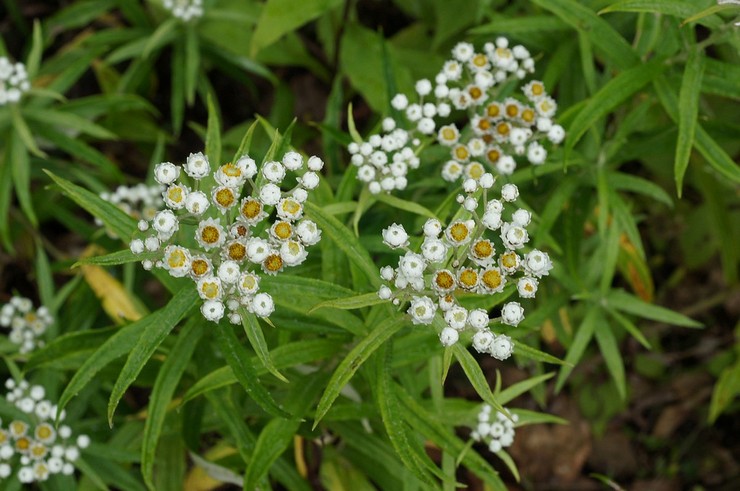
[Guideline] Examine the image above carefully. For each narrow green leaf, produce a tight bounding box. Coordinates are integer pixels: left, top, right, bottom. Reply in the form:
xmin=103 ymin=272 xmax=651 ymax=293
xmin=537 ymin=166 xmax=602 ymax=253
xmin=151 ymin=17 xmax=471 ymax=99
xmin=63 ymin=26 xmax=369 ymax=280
xmin=75 ymin=457 xmax=111 ymax=491
xmin=241 ymin=310 xmax=288 ymax=383
xmin=45 ymin=171 xmax=137 ymax=240
xmin=606 ymin=307 xmax=651 ymax=349
xmin=10 ymin=104 xmax=45 ymax=157
xmin=170 ymin=40 xmax=185 ymax=135
xmin=309 ymin=292 xmax=385 ymax=313
xmin=468 ymin=15 xmax=569 ymax=35
xmin=108 ymin=287 xmax=199 ymax=424
xmin=74 ymin=250 xmax=159 ymax=267
xmin=594 ymin=321 xmax=627 ymax=399
xmin=304 ymin=201 xmax=381 ymax=288
xmin=675 ymin=48 xmax=704 ymax=196
xmin=708 ymin=358 xmax=740 ymax=423
xmin=610 ymin=172 xmax=673 ymax=207
xmin=682 ymin=3 xmax=737 ymax=24
xmin=567 ymin=58 xmax=664 ymax=152
xmin=313 ymin=317 xmax=406 ymax=428
xmin=205 ymin=94 xmax=221 ymax=165
xmin=142 ymin=317 xmax=204 ymax=490
xmin=376 ymin=193 xmax=438 ymax=219
xmin=607 ymin=289 xmax=702 ymax=327
xmin=495 ymin=450 xmax=521 ymax=483
xmin=34 ymin=240 xmax=55 ymax=310
xmin=143 ymin=17 xmax=178 ymax=58
xmin=184 ymin=26 xmax=199 ymax=105
xmin=531 ymin=0 xmax=640 ymax=69
xmin=23 ymin=107 xmax=116 ymax=139
xmin=346 ymin=103 xmax=363 ymax=144
xmin=451 ymin=343 xmax=506 ymax=415
xmin=36 ymin=125 xmax=120 ymax=178
xmin=555 ymin=306 xmax=600 ymax=392
xmin=9 ymin=130 xmax=37 ymax=227
xmin=26 ymin=20 xmax=43 ymax=79
xmin=25 ymin=326 xmax=117 ymax=371
xmin=215 ymin=322 xmax=291 ymax=418
xmin=600 ymin=0 xmax=713 ymax=18
xmin=513 ymin=342 xmax=568 ymax=365
xmin=497 ymin=373 xmax=554 ymax=405
xmin=232 ymin=119 xmax=259 ymax=163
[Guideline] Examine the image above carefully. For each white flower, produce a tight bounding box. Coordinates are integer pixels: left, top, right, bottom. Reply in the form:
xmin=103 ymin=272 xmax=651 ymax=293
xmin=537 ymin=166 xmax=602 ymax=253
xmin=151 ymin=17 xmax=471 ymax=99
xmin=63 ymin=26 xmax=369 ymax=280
xmin=185 ymin=190 xmax=210 ymax=215
xmin=251 ymin=293 xmax=274 ymax=317
xmin=472 ymin=330 xmax=495 ymax=353
xmin=482 ymin=211 xmax=502 ymax=231
xmin=423 ymin=218 xmax=442 ymax=237
xmin=517 ymin=277 xmax=538 ymax=298
xmin=523 ymin=249 xmax=553 ymax=277
xmin=247 ymin=237 xmax=271 ymax=263
xmin=263 ymin=161 xmax=286 ymax=182
xmin=452 ymin=42 xmax=474 ymax=62
xmin=130 ymin=239 xmax=144 ymax=254
xmin=421 ymin=237 xmax=447 ymax=263
xmin=282 ymin=151 xmax=303 ymax=171
xmin=300 ymin=171 xmax=320 ymax=190
xmin=548 ymin=124 xmax=565 ymax=144
xmin=280 ymin=240 xmax=307 ymax=266
xmin=439 ymin=327 xmax=459 ymax=347
xmin=184 ymin=152 xmax=210 ymax=179
xmin=496 ymin=155 xmax=516 ymax=175
xmin=195 ymin=218 xmax=225 ymax=250
xmin=307 ymin=155 xmax=324 ymax=171
xmin=258 ymin=183 xmax=280 ymax=206
xmin=398 ymin=252 xmax=426 ymax=278
xmin=295 ymin=220 xmax=321 ymax=245
xmin=382 ymin=224 xmax=409 ymax=249
xmin=237 ymin=156 xmax=258 ymax=178
xmin=152 ymin=210 xmax=178 ymax=238
xmin=391 ymin=94 xmax=408 ymax=110
xmin=201 ymin=300 xmax=225 ymax=322
xmin=501 ymin=302 xmax=524 ymax=326
xmin=415 ymin=79 xmax=432 ymax=96
xmin=217 ymin=261 xmax=241 ymax=284
xmin=378 ymin=285 xmax=392 ymax=300
xmin=162 ymin=245 xmax=191 ymax=277
xmin=527 ymin=142 xmax=547 ymax=165
xmin=490 ymin=334 xmax=514 ymax=360
xmin=501 ymin=183 xmax=519 ymax=202
xmin=500 ymin=223 xmax=529 ymax=249
xmin=468 ymin=309 xmax=489 ymax=330
xmin=444 ymin=306 xmax=468 ymax=330
xmin=408 ymin=296 xmax=436 ymax=325
xmin=154 ymin=162 xmax=180 ymax=185
xmin=512 ymin=209 xmax=531 ymax=227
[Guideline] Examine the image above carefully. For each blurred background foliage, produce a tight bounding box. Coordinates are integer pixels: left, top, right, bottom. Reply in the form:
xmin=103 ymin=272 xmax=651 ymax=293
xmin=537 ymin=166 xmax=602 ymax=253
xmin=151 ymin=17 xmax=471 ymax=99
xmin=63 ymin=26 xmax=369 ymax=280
xmin=0 ymin=0 xmax=739 ymax=489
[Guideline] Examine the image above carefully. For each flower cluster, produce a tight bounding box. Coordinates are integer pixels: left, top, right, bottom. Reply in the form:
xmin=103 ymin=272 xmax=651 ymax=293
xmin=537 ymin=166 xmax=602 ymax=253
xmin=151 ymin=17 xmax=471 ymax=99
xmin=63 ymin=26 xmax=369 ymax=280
xmin=98 ymin=184 xmax=163 ymax=237
xmin=0 ymin=379 xmax=89 ymax=483
xmin=0 ymin=296 xmax=52 ymax=354
xmin=0 ymin=57 xmax=30 ymax=105
xmin=470 ymin=404 xmax=517 ymax=453
xmin=377 ymin=177 xmax=552 ymax=358
xmin=131 ymin=151 xmax=323 ymax=323
xmin=349 ymin=37 xmax=564 ymax=192
xmin=163 ymin=0 xmax=203 ymax=21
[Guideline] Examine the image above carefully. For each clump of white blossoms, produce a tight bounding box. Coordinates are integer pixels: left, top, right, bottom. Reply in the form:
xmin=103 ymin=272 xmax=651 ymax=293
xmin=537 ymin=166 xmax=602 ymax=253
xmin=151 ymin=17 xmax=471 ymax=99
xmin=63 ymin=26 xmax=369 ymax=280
xmin=98 ymin=184 xmax=163 ymax=237
xmin=470 ymin=404 xmax=517 ymax=453
xmin=0 ymin=379 xmax=90 ymax=483
xmin=377 ymin=176 xmax=552 ymax=359
xmin=131 ymin=151 xmax=323 ymax=324
xmin=0 ymin=57 xmax=30 ymax=105
xmin=349 ymin=37 xmax=564 ymax=193
xmin=0 ymin=296 xmax=53 ymax=354
xmin=163 ymin=0 xmax=203 ymax=21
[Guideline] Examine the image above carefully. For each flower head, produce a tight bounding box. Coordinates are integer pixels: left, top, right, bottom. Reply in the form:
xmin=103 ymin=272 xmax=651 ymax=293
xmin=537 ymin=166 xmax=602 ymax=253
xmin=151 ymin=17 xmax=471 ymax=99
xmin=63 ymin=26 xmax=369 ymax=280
xmin=0 ymin=297 xmax=52 ymax=354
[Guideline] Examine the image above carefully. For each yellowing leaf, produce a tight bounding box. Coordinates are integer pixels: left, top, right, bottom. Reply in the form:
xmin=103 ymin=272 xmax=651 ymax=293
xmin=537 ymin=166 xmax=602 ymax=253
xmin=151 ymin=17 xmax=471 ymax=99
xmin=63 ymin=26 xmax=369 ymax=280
xmin=617 ymin=233 xmax=654 ymax=302
xmin=184 ymin=446 xmax=238 ymax=491
xmin=79 ymin=245 xmax=146 ymax=323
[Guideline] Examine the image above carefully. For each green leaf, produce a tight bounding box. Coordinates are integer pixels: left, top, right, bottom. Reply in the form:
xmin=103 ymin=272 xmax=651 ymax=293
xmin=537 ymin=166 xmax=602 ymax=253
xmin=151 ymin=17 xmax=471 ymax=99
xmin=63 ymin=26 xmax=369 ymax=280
xmin=675 ymin=48 xmax=704 ymax=196
xmin=74 ymin=250 xmax=159 ymax=267
xmin=599 ymin=0 xmax=713 ymax=18
xmin=708 ymin=357 xmax=740 ymax=423
xmin=531 ymin=0 xmax=640 ymax=70
xmin=250 ymin=0 xmax=343 ymax=56
xmin=514 ymin=342 xmax=568 ymax=365
xmin=232 ymin=119 xmax=259 ymax=163
xmin=9 ymin=130 xmax=37 ymax=227
xmin=451 ymin=343 xmax=506 ymax=416
xmin=594 ymin=321 xmax=627 ymax=399
xmin=26 ymin=20 xmax=43 ymax=79
xmin=682 ymin=3 xmax=738 ymax=24
xmin=215 ymin=321 xmax=291 ymax=418
xmin=241 ymin=310 xmax=288 ymax=383
xmin=497 ymin=373 xmax=554 ymax=405
xmin=205 ymin=94 xmax=221 ymax=165
xmin=494 ymin=450 xmax=520 ymax=483
xmin=184 ymin=26 xmax=199 ymax=105
xmin=313 ymin=316 xmax=406 ymax=428
xmin=45 ymin=171 xmax=137 ymax=240
xmin=23 ymin=107 xmax=116 ymax=139
xmin=10 ymin=104 xmax=45 ymax=157
xmin=142 ymin=317 xmax=204 ymax=490
xmin=375 ymin=193 xmax=438 ymax=220
xmin=143 ymin=17 xmax=178 ymax=58
xmin=468 ymin=15 xmax=569 ymax=35
xmin=181 ymin=338 xmax=344 ymax=403
xmin=304 ymin=201 xmax=382 ymax=288
xmin=610 ymin=172 xmax=673 ymax=207
xmin=555 ymin=306 xmax=600 ymax=392
xmin=25 ymin=327 xmax=118 ymax=371
xmin=606 ymin=307 xmax=652 ymax=349
xmin=36 ymin=125 xmax=121 ymax=178
xmin=566 ymin=58 xmax=665 ymax=152
xmin=309 ymin=292 xmax=385 ymax=312
xmin=606 ymin=289 xmax=703 ymax=327
xmin=346 ymin=103 xmax=362 ymax=144
xmin=108 ymin=287 xmax=199 ymax=423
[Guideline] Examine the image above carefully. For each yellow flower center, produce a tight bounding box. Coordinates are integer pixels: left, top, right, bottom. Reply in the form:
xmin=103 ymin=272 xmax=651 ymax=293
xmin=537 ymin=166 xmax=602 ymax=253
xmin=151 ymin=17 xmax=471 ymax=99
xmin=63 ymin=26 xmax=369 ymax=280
xmin=273 ymin=221 xmax=292 ymax=240
xmin=233 ymin=224 xmax=249 ymax=237
xmin=228 ymin=242 xmax=247 ymax=261
xmin=448 ymin=222 xmax=469 ymax=243
xmin=458 ymin=268 xmax=479 ymax=288
xmin=539 ymin=99 xmax=554 ymax=112
xmin=501 ymin=252 xmax=518 ymax=269
xmin=241 ymin=199 xmax=262 ymax=220
xmin=222 ymin=163 xmax=241 ymax=177
xmin=454 ymin=145 xmax=470 ymax=161
xmin=477 ymin=118 xmax=491 ymax=131
xmin=16 ymin=436 xmax=30 ymax=451
xmin=167 ymin=186 xmax=183 ymax=203
xmin=31 ymin=444 xmax=47 ymax=458
xmin=487 ymin=148 xmax=501 ymax=163
xmin=487 ymin=103 xmax=501 ymax=118
xmin=434 ymin=270 xmax=456 ymax=290
xmin=191 ymin=259 xmax=209 ymax=277
xmin=524 ymin=283 xmax=534 ymax=292
xmin=201 ymin=226 xmax=221 ymax=244
xmin=522 ymin=108 xmax=535 ymax=123
xmin=506 ymin=104 xmax=519 ymax=118
xmin=441 ymin=127 xmax=457 ymax=141
xmin=496 ymin=122 xmax=510 ymax=136
xmin=167 ymin=249 xmax=187 ymax=269
xmin=531 ymin=82 xmax=544 ymax=96
xmin=201 ymin=281 xmax=220 ymax=299
xmin=263 ymin=254 xmax=283 ymax=273
xmin=468 ymin=86 xmax=483 ymax=100
xmin=36 ymin=424 xmax=53 ymax=440
xmin=281 ymin=199 xmax=301 ymax=216
xmin=215 ymin=188 xmax=236 ymax=208
xmin=472 ymin=54 xmax=487 ymax=67
xmin=467 ymin=162 xmax=484 ymax=179
xmin=482 ymin=269 xmax=502 ymax=289
xmin=473 ymin=240 xmax=494 ymax=258
xmin=241 ymin=274 xmax=257 ymax=291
